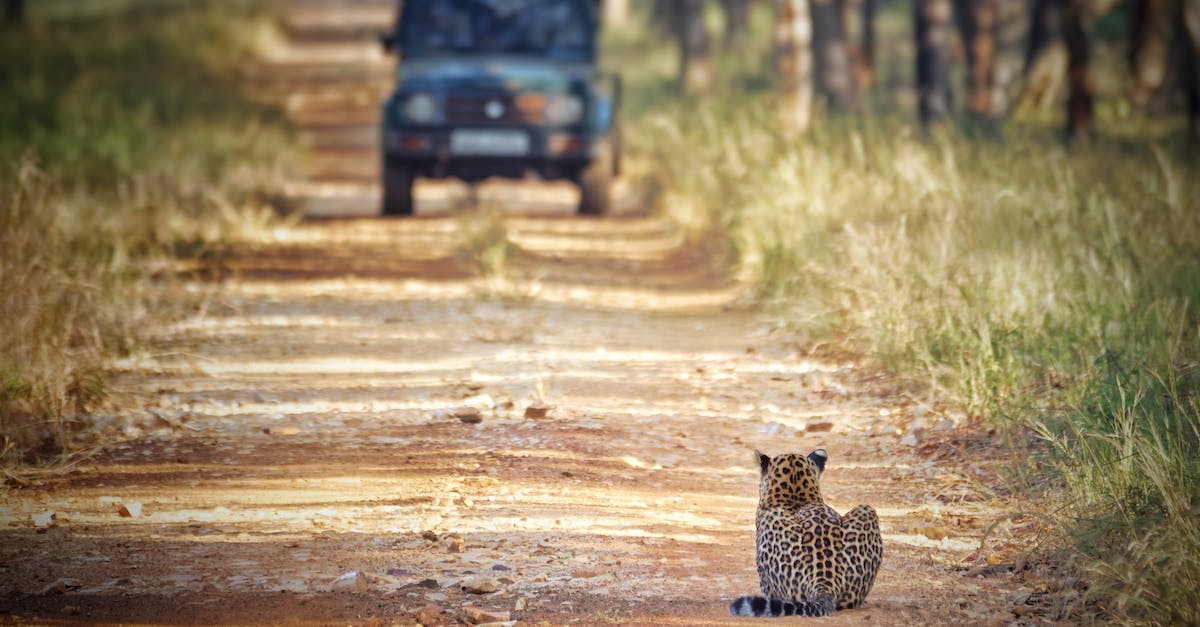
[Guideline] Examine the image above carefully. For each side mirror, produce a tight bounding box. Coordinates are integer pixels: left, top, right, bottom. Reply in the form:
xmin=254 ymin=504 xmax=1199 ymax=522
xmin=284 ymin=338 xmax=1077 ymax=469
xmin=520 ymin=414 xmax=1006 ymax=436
xmin=379 ymin=32 xmax=399 ymax=54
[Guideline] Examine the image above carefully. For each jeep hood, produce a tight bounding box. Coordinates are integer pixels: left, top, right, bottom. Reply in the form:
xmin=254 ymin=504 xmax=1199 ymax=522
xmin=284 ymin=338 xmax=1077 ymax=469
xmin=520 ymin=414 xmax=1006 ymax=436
xmin=397 ymin=56 xmax=592 ymax=92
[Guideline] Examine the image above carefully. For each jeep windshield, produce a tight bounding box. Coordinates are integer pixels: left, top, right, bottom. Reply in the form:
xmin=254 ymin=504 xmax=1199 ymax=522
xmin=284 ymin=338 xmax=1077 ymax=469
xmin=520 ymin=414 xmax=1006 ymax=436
xmin=399 ymin=0 xmax=596 ymax=62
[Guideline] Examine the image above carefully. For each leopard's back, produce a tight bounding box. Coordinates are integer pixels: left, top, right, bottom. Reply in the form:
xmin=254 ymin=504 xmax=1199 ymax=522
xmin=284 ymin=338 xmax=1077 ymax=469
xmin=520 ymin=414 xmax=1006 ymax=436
xmin=729 ymin=449 xmax=882 ymax=618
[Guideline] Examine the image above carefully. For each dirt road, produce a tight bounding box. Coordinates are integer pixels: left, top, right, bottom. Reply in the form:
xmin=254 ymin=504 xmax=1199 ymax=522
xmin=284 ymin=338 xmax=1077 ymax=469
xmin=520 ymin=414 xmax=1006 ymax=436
xmin=2 ymin=2 xmax=1046 ymax=624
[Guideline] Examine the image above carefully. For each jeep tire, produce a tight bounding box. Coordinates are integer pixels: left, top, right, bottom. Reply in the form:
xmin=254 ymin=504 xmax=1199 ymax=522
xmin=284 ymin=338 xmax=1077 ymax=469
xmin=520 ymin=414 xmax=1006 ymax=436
xmin=382 ymin=157 xmax=414 ymax=216
xmin=576 ymin=141 xmax=613 ymax=216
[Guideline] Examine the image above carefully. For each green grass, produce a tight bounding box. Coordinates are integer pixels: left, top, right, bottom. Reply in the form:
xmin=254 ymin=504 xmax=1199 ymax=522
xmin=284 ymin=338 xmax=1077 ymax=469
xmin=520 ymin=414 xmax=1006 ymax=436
xmin=606 ymin=3 xmax=1199 ymax=623
xmin=0 ymin=0 xmax=291 ymax=463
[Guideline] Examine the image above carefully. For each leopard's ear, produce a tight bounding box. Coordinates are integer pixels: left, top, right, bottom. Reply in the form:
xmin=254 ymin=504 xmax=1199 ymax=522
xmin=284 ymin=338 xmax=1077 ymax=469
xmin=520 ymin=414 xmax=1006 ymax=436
xmin=755 ymin=450 xmax=771 ymax=475
xmin=808 ymin=448 xmax=828 ymax=473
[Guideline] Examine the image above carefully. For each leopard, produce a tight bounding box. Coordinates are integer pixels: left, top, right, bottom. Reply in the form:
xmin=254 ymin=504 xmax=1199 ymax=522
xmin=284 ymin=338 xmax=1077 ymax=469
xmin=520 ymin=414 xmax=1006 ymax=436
xmin=729 ymin=448 xmax=883 ymax=618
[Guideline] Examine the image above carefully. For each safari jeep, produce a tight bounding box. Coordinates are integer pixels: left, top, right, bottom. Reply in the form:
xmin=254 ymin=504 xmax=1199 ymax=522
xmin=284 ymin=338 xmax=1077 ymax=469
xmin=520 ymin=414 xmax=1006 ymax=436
xmin=380 ymin=0 xmax=620 ymax=216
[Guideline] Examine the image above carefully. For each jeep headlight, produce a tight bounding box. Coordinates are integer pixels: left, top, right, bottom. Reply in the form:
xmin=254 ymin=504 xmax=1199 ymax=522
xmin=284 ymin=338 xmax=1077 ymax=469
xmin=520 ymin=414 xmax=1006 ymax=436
xmin=402 ymin=92 xmax=437 ymax=124
xmin=546 ymin=93 xmax=584 ymax=126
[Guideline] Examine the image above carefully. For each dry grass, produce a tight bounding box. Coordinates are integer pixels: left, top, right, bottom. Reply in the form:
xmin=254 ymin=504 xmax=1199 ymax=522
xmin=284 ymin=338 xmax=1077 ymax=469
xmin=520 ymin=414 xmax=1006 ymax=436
xmin=0 ymin=0 xmax=292 ymax=463
xmin=607 ymin=3 xmax=1200 ymax=622
xmin=1 ymin=165 xmax=117 ymax=456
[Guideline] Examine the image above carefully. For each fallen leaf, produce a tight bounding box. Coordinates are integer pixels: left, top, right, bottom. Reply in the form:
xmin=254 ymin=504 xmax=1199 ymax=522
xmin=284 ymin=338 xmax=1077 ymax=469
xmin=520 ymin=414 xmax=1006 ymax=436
xmin=32 ymin=511 xmax=56 ymax=529
xmin=399 ymin=578 xmax=439 ymax=590
xmin=463 ymin=606 xmax=510 ymax=624
xmin=1010 ymin=590 xmax=1032 ymax=605
xmin=414 ymin=606 xmax=442 ymax=625
xmin=523 ymin=403 xmax=551 ymax=419
xmin=331 ymin=570 xmax=368 ymax=592
xmin=39 ymin=578 xmax=82 ymax=595
xmin=461 ymin=576 xmax=499 ymax=594
xmin=917 ymin=525 xmax=949 ymax=540
xmin=454 ymin=408 xmax=483 ymax=424
xmin=461 ymin=394 xmax=493 ymax=409
xmin=985 ymin=553 xmax=1008 ymax=565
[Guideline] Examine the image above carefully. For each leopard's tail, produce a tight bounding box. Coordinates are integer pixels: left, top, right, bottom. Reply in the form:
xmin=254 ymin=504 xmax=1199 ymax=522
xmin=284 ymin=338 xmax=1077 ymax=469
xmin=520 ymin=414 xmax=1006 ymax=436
xmin=729 ymin=595 xmax=834 ymax=617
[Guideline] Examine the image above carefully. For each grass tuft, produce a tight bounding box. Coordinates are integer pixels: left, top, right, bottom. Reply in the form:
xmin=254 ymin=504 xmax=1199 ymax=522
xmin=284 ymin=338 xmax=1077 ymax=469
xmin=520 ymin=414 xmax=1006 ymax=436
xmin=459 ymin=204 xmax=514 ymax=296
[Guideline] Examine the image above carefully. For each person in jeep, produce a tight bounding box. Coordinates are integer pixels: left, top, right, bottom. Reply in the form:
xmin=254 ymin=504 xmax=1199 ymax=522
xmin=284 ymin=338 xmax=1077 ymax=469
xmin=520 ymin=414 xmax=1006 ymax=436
xmin=381 ymin=0 xmax=620 ymax=216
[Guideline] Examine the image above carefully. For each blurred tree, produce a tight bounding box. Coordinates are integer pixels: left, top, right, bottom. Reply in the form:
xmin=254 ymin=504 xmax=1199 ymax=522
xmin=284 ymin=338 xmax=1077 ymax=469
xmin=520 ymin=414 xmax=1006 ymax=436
xmin=652 ymin=0 xmax=676 ymax=35
xmin=1184 ymin=0 xmax=1200 ymax=140
xmin=915 ymin=0 xmax=954 ymax=126
xmin=775 ymin=0 xmax=814 ymax=133
xmin=604 ymin=0 xmax=630 ymax=29
xmin=992 ymin=1 xmax=1028 ymax=114
xmin=1063 ymin=0 xmax=1093 ymax=140
xmin=676 ymin=0 xmax=714 ymax=93
xmin=841 ymin=0 xmax=877 ymax=89
xmin=1016 ymin=0 xmax=1066 ymax=112
xmin=811 ymin=0 xmax=859 ymax=111
xmin=1130 ymin=0 xmax=1170 ymax=109
xmin=1017 ymin=0 xmax=1136 ymax=140
xmin=4 ymin=0 xmax=23 ymax=24
xmin=722 ymin=0 xmax=752 ymax=45
xmin=954 ymin=0 xmax=998 ymax=117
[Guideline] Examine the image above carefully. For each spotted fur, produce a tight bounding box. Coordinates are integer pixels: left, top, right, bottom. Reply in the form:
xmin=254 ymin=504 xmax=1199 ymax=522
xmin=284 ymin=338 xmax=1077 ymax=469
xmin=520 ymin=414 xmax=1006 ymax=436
xmin=729 ymin=449 xmax=883 ymax=618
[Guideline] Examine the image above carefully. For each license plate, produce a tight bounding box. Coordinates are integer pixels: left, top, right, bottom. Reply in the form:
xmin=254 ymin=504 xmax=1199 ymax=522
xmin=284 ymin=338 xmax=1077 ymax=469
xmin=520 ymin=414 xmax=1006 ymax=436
xmin=450 ymin=130 xmax=530 ymax=156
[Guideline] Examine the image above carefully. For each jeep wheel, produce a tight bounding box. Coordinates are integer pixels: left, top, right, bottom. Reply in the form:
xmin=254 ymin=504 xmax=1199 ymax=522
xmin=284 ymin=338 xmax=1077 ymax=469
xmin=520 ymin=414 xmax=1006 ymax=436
xmin=576 ymin=142 xmax=612 ymax=216
xmin=382 ymin=157 xmax=414 ymax=216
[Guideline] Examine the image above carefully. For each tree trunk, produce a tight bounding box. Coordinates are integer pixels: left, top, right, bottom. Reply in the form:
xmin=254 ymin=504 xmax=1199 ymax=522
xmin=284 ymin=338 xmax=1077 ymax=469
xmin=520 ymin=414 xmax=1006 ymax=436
xmin=4 ymin=0 xmax=23 ymax=24
xmin=841 ymin=0 xmax=877 ymax=89
xmin=1025 ymin=0 xmax=1063 ymax=70
xmin=677 ymin=0 xmax=713 ymax=93
xmin=652 ymin=0 xmax=677 ymax=35
xmin=1063 ymin=0 xmax=1092 ymax=141
xmin=992 ymin=0 xmax=1028 ymax=116
xmin=811 ymin=0 xmax=858 ymax=111
xmin=861 ymin=0 xmax=876 ymax=84
xmin=603 ymin=0 xmax=630 ymax=29
xmin=1182 ymin=0 xmax=1200 ymax=141
xmin=775 ymin=0 xmax=814 ymax=134
xmin=954 ymin=0 xmax=998 ymax=117
xmin=915 ymin=0 xmax=954 ymax=126
xmin=1130 ymin=0 xmax=1171 ymax=109
xmin=1015 ymin=0 xmax=1067 ymax=114
xmin=1087 ymin=0 xmax=1123 ymax=20
xmin=722 ymin=0 xmax=751 ymax=46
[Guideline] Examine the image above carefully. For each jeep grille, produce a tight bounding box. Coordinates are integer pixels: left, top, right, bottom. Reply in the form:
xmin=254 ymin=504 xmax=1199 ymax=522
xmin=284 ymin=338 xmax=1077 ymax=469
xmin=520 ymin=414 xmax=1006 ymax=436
xmin=446 ymin=94 xmax=545 ymax=124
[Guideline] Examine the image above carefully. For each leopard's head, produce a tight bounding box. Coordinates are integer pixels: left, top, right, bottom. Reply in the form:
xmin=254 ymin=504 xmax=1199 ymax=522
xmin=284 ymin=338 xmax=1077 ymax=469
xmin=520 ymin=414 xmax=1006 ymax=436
xmin=754 ymin=448 xmax=826 ymax=508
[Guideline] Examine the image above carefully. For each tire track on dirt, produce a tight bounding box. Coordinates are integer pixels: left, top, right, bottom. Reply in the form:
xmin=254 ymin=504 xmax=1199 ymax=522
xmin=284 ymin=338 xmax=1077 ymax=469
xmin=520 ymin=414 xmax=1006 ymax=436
xmin=1 ymin=1 xmax=1042 ymax=624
